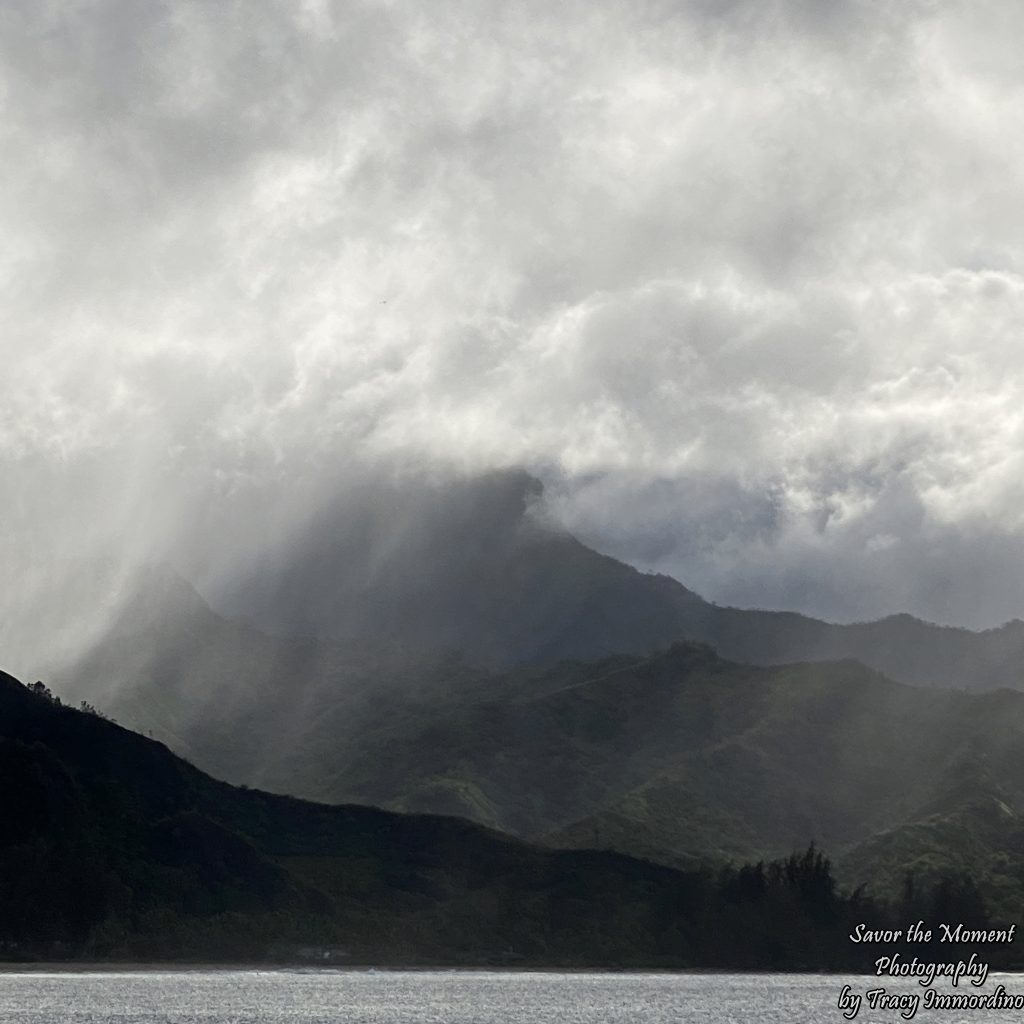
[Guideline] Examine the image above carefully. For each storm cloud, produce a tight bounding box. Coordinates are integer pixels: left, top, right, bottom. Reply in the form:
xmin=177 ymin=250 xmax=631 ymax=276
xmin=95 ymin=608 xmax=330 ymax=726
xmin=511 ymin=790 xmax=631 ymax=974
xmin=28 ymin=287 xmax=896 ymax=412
xmin=3 ymin=0 xmax=1024 ymax=649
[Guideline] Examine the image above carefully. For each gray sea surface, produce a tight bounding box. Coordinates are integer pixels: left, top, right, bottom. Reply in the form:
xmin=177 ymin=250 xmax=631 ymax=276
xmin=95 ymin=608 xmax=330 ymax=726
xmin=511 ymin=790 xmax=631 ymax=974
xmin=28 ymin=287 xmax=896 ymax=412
xmin=1 ymin=968 xmax=1023 ymax=1023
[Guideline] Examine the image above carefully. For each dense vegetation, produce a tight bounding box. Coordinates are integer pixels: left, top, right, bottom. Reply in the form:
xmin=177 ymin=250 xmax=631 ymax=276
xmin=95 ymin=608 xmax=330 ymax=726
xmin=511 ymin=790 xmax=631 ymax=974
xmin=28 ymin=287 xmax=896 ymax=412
xmin=349 ymin=643 xmax=1024 ymax=921
xmin=61 ymin=600 xmax=1024 ymax=923
xmin=3 ymin=669 xmax=1011 ymax=969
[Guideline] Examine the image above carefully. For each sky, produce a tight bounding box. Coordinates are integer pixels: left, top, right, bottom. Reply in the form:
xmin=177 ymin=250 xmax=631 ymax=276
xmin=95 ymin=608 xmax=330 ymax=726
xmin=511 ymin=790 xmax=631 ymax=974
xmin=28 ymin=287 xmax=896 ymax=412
xmin=3 ymin=0 xmax=1024 ymax=637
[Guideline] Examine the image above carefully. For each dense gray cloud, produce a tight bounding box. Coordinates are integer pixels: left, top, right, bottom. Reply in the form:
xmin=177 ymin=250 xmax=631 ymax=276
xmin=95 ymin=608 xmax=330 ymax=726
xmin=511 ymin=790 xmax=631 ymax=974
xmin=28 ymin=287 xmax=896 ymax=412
xmin=3 ymin=0 xmax=1024 ymax=654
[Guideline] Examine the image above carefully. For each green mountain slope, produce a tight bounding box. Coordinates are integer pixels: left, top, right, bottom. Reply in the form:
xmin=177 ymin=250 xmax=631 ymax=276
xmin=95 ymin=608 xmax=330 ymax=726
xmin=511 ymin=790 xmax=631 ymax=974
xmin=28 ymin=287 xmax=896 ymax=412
xmin=258 ymin=643 xmax=1024 ymax=917
xmin=0 ymin=668 xmax=904 ymax=969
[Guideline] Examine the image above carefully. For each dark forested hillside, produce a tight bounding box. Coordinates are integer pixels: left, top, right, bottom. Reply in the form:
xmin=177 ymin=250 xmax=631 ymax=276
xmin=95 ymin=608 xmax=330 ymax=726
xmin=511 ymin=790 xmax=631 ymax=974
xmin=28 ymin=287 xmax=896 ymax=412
xmin=0 ymin=667 xmax=921 ymax=969
xmin=41 ymin=616 xmax=1024 ymax=927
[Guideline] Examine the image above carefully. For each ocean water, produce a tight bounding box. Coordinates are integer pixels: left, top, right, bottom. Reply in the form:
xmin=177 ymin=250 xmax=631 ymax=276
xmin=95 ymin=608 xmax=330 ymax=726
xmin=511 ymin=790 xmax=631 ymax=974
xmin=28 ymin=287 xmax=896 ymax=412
xmin=1 ymin=968 xmax=1022 ymax=1023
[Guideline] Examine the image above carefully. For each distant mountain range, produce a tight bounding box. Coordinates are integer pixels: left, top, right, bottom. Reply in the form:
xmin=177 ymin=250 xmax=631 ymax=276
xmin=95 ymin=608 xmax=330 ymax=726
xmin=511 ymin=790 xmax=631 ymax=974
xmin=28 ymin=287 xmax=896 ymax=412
xmin=27 ymin=492 xmax=1024 ymax=925
xmin=189 ymin=471 xmax=1024 ymax=689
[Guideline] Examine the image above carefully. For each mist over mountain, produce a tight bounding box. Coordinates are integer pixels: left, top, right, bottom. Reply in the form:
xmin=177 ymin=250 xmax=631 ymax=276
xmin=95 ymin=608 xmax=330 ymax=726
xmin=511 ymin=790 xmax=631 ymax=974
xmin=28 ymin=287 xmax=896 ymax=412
xmin=28 ymin=467 xmax=1024 ymax=818
xmin=23 ymin=487 xmax=1024 ymax=930
xmin=86 ymin=471 xmax=1024 ymax=690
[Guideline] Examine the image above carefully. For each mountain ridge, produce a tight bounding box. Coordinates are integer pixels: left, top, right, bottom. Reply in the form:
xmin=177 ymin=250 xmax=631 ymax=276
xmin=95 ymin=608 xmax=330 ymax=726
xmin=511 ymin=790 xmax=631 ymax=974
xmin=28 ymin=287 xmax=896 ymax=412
xmin=197 ymin=504 xmax=1024 ymax=689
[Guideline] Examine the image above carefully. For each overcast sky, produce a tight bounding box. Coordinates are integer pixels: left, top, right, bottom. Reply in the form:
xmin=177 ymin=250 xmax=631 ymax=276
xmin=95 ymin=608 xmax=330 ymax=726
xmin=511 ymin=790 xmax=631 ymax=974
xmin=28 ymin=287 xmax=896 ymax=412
xmin=4 ymin=0 xmax=1024 ymax=630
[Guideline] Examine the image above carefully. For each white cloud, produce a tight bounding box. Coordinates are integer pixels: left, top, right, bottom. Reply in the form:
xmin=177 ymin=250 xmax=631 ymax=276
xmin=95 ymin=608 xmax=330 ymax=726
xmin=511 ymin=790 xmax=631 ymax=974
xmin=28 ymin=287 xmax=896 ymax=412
xmin=2 ymin=0 xmax=1024 ymax=642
